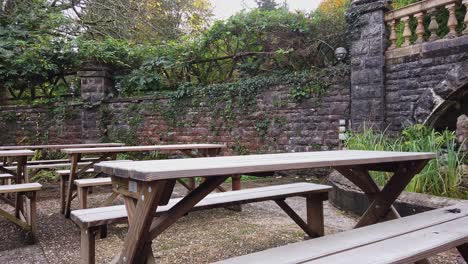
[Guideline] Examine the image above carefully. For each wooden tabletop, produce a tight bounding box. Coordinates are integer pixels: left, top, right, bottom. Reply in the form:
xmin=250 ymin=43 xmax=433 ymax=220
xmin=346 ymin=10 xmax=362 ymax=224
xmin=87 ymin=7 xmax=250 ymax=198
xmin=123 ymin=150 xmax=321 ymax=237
xmin=0 ymin=150 xmax=35 ymax=157
xmin=61 ymin=144 xmax=226 ymax=154
xmin=0 ymin=143 xmax=124 ymax=151
xmin=94 ymin=150 xmax=436 ymax=181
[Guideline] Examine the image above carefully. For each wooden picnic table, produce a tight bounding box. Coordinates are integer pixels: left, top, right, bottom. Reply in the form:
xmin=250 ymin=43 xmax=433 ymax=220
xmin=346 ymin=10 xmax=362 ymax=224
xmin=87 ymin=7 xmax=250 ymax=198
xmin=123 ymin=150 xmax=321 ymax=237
xmin=94 ymin=150 xmax=436 ymax=264
xmin=0 ymin=150 xmax=35 ymax=182
xmin=60 ymin=144 xmax=227 ymax=217
xmin=0 ymin=150 xmax=36 ymax=227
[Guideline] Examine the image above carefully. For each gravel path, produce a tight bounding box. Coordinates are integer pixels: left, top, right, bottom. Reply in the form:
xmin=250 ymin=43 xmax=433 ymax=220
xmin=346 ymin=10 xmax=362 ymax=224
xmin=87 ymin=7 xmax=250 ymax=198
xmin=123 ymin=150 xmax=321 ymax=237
xmin=0 ymin=177 xmax=465 ymax=263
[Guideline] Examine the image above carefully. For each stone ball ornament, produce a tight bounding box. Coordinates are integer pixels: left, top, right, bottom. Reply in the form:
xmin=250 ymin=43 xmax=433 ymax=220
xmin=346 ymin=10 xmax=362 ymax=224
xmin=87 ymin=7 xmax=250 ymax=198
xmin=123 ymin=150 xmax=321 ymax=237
xmin=334 ymin=47 xmax=348 ymax=62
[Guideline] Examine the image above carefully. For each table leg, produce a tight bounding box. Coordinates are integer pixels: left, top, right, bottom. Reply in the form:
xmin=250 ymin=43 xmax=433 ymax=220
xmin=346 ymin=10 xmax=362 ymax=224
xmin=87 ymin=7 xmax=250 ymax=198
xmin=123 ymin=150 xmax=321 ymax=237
xmin=64 ymin=153 xmax=80 ymax=218
xmin=334 ymin=166 xmax=401 ymax=220
xmin=355 ymin=160 xmax=428 ymax=228
xmin=335 ymin=161 xmax=431 ymax=264
xmin=113 ymin=176 xmax=228 ymax=264
xmin=15 ymin=156 xmax=27 ymax=218
xmin=114 ymin=180 xmax=170 ymax=264
xmin=457 ymin=243 xmax=468 ymax=261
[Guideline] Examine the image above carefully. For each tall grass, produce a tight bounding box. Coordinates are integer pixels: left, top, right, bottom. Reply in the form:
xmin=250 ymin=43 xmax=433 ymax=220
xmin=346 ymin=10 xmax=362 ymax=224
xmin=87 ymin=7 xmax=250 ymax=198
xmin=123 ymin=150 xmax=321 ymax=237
xmin=346 ymin=125 xmax=467 ymax=198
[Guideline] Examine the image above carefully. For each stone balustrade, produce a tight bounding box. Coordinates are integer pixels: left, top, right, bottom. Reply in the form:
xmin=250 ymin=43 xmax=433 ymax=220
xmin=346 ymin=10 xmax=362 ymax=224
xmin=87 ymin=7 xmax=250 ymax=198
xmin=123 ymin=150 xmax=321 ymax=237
xmin=385 ymin=0 xmax=468 ymax=49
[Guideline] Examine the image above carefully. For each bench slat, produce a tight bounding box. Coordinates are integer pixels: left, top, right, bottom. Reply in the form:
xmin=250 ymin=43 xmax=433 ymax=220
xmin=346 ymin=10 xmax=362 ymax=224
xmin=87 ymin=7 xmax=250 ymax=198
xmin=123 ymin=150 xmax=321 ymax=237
xmin=57 ymin=169 xmax=94 ymax=176
xmin=306 ymin=216 xmax=468 ymax=264
xmin=5 ymin=162 xmax=92 ymax=170
xmin=0 ymin=183 xmax=42 ymax=193
xmin=215 ymin=203 xmax=468 ymax=264
xmin=71 ymin=183 xmax=331 ymax=228
xmin=0 ymin=174 xmax=14 ymax=179
xmin=75 ymin=178 xmax=112 ymax=187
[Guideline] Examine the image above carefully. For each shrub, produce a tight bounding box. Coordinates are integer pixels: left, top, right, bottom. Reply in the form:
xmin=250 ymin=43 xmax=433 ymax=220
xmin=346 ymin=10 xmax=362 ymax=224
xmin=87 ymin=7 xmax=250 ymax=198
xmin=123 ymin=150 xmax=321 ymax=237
xmin=346 ymin=125 xmax=467 ymax=198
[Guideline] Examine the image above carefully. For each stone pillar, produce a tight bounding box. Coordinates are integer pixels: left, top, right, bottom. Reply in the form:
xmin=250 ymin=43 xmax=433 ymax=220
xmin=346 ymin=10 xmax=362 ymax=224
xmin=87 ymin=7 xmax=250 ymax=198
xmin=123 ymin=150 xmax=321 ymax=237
xmin=78 ymin=63 xmax=114 ymax=143
xmin=347 ymin=0 xmax=390 ymax=130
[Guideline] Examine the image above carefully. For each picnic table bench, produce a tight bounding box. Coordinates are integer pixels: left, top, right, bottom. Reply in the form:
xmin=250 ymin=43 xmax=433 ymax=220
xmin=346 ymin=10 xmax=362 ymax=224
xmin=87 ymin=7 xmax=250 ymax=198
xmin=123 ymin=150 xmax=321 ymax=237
xmin=0 ymin=143 xmax=123 ymax=151
xmin=216 ymin=203 xmax=468 ymax=264
xmin=60 ymin=144 xmax=228 ymax=217
xmin=93 ymin=150 xmax=436 ymax=264
xmin=71 ymin=182 xmax=331 ymax=264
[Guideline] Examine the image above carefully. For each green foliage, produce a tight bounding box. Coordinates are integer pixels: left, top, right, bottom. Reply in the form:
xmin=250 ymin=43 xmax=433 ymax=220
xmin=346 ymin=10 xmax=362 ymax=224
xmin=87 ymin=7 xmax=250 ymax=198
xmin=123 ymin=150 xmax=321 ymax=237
xmin=30 ymin=170 xmax=58 ymax=183
xmin=0 ymin=0 xmax=78 ymax=100
xmin=1 ymin=2 xmax=349 ymax=101
xmin=79 ymin=0 xmax=213 ymax=42
xmin=346 ymin=125 xmax=467 ymax=198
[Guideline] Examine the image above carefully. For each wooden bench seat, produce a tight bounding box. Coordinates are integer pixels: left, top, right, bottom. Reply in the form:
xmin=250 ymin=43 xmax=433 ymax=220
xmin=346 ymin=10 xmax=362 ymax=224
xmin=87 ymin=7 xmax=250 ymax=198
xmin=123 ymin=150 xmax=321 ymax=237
xmin=0 ymin=182 xmax=42 ymax=193
xmin=215 ymin=203 xmax=468 ymax=264
xmin=71 ymin=182 xmax=331 ymax=264
xmin=5 ymin=161 xmax=92 ymax=170
xmin=0 ymin=173 xmax=13 ymax=185
xmin=0 ymin=173 xmax=14 ymax=178
xmin=74 ymin=177 xmax=113 ymax=210
xmin=7 ymin=157 xmax=106 ymax=166
xmin=56 ymin=168 xmax=95 ymax=176
xmin=0 ymin=183 xmax=42 ymax=242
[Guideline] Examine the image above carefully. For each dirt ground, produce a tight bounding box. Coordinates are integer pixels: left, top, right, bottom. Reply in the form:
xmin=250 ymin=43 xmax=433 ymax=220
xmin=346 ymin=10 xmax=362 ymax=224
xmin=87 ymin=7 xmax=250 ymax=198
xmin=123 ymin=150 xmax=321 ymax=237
xmin=0 ymin=177 xmax=466 ymax=264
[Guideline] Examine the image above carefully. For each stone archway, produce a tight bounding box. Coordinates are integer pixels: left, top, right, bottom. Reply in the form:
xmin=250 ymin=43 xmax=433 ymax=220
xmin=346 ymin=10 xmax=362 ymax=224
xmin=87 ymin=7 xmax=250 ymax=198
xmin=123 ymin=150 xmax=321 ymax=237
xmin=412 ymin=61 xmax=468 ymax=131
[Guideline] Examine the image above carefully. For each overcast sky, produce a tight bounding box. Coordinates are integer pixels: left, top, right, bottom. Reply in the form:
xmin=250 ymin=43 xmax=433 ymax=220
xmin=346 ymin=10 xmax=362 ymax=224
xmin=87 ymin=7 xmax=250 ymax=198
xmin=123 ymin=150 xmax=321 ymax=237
xmin=210 ymin=0 xmax=322 ymax=19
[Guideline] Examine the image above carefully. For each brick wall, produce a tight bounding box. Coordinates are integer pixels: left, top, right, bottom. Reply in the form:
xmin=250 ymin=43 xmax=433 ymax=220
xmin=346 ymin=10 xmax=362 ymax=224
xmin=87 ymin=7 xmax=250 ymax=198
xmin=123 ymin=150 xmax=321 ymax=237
xmin=0 ymin=81 xmax=350 ymax=154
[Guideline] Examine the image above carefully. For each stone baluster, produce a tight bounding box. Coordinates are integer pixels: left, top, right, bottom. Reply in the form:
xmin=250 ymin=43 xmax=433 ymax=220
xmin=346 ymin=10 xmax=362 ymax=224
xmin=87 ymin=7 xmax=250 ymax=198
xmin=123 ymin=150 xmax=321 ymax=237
xmin=428 ymin=8 xmax=439 ymax=41
xmin=388 ymin=20 xmax=397 ymax=49
xmin=414 ymin=12 xmax=425 ymax=43
xmin=463 ymin=0 xmax=468 ymax=35
xmin=401 ymin=16 xmax=412 ymax=47
xmin=445 ymin=3 xmax=458 ymax=38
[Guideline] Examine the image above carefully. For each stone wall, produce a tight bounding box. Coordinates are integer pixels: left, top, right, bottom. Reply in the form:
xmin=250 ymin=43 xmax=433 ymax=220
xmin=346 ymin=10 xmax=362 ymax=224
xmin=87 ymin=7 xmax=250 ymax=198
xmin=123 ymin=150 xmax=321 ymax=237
xmin=347 ymin=0 xmax=468 ymax=132
xmin=385 ymin=36 xmax=468 ymax=132
xmin=0 ymin=79 xmax=350 ymax=154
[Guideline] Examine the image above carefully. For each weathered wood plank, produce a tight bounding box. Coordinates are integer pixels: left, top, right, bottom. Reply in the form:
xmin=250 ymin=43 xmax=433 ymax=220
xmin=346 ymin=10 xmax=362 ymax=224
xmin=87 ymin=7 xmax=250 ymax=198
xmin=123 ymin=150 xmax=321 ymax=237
xmin=75 ymin=178 xmax=112 ymax=187
xmin=0 ymin=143 xmax=123 ymax=151
xmin=305 ymin=216 xmax=468 ymax=264
xmin=94 ymin=151 xmax=435 ymax=181
xmin=71 ymin=183 xmax=331 ymax=228
xmin=215 ymin=203 xmax=468 ymax=264
xmin=5 ymin=161 xmax=92 ymax=170
xmin=0 ymin=150 xmax=35 ymax=157
xmin=0 ymin=183 xmax=42 ymax=193
xmin=62 ymin=144 xmax=226 ymax=154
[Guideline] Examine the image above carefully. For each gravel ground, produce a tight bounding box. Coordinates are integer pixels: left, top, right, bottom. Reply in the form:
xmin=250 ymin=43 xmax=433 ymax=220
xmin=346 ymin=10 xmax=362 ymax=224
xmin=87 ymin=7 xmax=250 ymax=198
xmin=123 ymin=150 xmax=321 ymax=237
xmin=0 ymin=177 xmax=466 ymax=264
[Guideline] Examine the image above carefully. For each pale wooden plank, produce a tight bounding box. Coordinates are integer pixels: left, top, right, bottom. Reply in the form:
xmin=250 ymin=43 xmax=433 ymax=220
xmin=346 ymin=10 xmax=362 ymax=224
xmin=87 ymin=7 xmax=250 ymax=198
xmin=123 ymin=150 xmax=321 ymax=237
xmin=306 ymin=216 xmax=468 ymax=264
xmin=9 ymin=157 xmax=106 ymax=166
xmin=0 ymin=173 xmax=14 ymax=179
xmin=75 ymin=177 xmax=112 ymax=187
xmin=61 ymin=144 xmax=226 ymax=154
xmin=94 ymin=151 xmax=436 ymax=181
xmin=0 ymin=183 xmax=42 ymax=193
xmin=215 ymin=203 xmax=468 ymax=264
xmin=71 ymin=183 xmax=331 ymax=227
xmin=0 ymin=150 xmax=35 ymax=157
xmin=57 ymin=168 xmax=94 ymax=176
xmin=5 ymin=161 xmax=92 ymax=170
xmin=0 ymin=143 xmax=123 ymax=151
